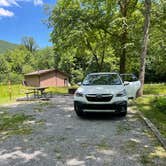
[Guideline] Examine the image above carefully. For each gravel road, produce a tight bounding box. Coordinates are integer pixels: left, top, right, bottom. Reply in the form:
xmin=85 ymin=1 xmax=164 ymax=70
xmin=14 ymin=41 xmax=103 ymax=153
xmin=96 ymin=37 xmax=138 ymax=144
xmin=0 ymin=95 xmax=165 ymax=166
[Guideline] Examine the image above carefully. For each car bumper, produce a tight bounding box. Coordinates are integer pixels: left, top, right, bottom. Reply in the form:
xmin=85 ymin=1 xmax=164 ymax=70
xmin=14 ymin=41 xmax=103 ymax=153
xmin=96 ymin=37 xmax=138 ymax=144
xmin=74 ymin=101 xmax=127 ymax=113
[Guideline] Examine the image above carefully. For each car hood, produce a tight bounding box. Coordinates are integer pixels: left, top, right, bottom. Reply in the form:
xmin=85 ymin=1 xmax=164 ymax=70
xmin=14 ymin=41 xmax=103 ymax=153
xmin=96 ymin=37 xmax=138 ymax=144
xmin=76 ymin=85 xmax=124 ymax=95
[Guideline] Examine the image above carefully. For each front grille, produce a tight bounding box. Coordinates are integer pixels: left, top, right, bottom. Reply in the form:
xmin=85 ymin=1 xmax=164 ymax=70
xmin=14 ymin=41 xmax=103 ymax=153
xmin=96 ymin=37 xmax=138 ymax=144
xmin=86 ymin=94 xmax=113 ymax=102
xmin=83 ymin=104 xmax=116 ymax=110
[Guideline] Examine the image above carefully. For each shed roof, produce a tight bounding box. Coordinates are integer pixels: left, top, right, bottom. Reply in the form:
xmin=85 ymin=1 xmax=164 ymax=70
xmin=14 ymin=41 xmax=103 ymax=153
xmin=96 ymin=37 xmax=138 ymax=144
xmin=25 ymin=69 xmax=68 ymax=77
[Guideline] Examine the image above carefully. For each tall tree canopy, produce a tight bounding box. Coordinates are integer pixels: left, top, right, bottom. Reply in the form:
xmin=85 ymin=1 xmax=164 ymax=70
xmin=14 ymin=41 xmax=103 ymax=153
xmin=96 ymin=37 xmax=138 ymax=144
xmin=48 ymin=0 xmax=143 ymax=76
xmin=21 ymin=36 xmax=38 ymax=52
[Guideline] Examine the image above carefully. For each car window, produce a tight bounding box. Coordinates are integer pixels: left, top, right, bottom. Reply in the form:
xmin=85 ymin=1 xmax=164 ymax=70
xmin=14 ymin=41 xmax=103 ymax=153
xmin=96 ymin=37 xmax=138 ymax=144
xmin=83 ymin=74 xmax=122 ymax=85
xmin=120 ymin=74 xmax=138 ymax=82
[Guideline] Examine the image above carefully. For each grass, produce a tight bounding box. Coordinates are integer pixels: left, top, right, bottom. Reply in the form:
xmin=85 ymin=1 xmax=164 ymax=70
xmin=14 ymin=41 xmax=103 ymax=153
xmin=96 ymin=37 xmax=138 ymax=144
xmin=143 ymin=83 xmax=166 ymax=95
xmin=0 ymin=84 xmax=27 ymax=105
xmin=0 ymin=84 xmax=70 ymax=105
xmin=0 ymin=112 xmax=33 ymax=140
xmin=47 ymin=87 xmax=68 ymax=94
xmin=139 ymin=146 xmax=166 ymax=166
xmin=136 ymin=83 xmax=166 ymax=138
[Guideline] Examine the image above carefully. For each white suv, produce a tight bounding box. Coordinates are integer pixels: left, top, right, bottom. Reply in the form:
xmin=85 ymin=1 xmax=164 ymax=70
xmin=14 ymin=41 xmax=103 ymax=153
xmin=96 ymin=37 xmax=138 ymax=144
xmin=74 ymin=72 xmax=128 ymax=117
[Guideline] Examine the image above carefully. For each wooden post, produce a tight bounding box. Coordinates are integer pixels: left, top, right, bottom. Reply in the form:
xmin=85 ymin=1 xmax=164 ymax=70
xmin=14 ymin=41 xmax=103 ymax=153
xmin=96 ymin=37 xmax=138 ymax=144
xmin=8 ymin=80 xmax=12 ymax=101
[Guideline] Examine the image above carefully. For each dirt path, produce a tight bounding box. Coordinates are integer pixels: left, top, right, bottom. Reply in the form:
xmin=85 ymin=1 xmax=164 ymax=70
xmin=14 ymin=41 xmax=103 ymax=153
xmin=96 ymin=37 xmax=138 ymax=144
xmin=0 ymin=95 xmax=165 ymax=166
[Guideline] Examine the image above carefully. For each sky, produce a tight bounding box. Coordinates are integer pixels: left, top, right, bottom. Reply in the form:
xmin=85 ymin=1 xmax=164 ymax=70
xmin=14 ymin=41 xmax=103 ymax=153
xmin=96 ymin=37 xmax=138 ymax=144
xmin=0 ymin=0 xmax=56 ymax=48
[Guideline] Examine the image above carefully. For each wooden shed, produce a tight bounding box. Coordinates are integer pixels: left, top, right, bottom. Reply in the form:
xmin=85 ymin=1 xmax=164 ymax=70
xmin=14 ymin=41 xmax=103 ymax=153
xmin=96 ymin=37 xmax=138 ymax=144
xmin=24 ymin=69 xmax=69 ymax=87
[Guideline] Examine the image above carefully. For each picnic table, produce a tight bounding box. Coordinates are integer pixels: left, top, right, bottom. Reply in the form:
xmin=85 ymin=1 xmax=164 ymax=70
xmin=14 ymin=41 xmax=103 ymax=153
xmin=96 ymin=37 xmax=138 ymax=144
xmin=26 ymin=86 xmax=48 ymax=99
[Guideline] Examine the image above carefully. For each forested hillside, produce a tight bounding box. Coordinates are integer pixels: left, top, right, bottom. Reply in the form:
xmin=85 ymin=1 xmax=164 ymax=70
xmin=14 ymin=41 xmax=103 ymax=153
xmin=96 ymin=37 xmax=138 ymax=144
xmin=0 ymin=40 xmax=18 ymax=54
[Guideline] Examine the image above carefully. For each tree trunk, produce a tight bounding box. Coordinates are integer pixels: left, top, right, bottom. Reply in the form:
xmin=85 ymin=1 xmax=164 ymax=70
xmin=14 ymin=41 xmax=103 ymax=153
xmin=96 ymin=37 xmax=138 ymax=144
xmin=137 ymin=0 xmax=151 ymax=97
xmin=120 ymin=30 xmax=127 ymax=73
xmin=119 ymin=0 xmax=128 ymax=73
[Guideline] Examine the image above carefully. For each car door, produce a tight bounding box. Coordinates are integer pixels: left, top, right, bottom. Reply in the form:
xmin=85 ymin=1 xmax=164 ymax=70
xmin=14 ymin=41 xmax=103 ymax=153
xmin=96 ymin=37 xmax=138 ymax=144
xmin=120 ymin=74 xmax=141 ymax=99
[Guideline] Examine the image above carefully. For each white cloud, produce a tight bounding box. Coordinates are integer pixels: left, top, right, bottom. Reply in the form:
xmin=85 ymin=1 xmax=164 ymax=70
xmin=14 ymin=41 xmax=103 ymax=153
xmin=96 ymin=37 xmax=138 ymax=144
xmin=0 ymin=0 xmax=11 ymax=7
xmin=0 ymin=0 xmax=20 ymax=7
xmin=0 ymin=0 xmax=44 ymax=7
xmin=0 ymin=0 xmax=44 ymax=19
xmin=34 ymin=0 xmax=43 ymax=6
xmin=9 ymin=0 xmax=20 ymax=6
xmin=0 ymin=7 xmax=14 ymax=17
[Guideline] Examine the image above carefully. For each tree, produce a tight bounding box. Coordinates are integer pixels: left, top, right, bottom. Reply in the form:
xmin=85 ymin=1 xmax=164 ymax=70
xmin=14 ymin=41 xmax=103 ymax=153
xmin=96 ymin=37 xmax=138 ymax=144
xmin=145 ymin=0 xmax=166 ymax=82
xmin=48 ymin=0 xmax=118 ymax=74
xmin=48 ymin=0 xmax=143 ymax=76
xmin=34 ymin=47 xmax=55 ymax=70
xmin=21 ymin=36 xmax=38 ymax=52
xmin=47 ymin=0 xmax=165 ymax=84
xmin=117 ymin=0 xmax=138 ymax=73
xmin=137 ymin=0 xmax=151 ymax=96
xmin=0 ymin=46 xmax=35 ymax=84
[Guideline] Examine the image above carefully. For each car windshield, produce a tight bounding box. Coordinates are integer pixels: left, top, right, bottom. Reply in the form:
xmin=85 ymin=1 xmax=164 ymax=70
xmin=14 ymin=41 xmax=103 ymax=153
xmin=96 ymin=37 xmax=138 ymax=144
xmin=82 ymin=74 xmax=122 ymax=86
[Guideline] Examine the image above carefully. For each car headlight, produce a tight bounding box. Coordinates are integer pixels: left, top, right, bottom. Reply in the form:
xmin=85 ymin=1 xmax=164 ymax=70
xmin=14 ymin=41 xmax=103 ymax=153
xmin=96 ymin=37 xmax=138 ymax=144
xmin=75 ymin=92 xmax=84 ymax=97
xmin=116 ymin=89 xmax=127 ymax=97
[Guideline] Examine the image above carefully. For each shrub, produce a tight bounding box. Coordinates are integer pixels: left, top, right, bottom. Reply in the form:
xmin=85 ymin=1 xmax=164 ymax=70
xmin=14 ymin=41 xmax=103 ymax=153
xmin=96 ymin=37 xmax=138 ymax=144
xmin=152 ymin=97 xmax=166 ymax=114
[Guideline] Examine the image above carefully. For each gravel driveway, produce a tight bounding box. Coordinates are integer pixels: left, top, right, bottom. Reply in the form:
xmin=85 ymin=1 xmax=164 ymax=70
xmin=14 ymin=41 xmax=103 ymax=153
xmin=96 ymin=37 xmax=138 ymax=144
xmin=0 ymin=95 xmax=165 ymax=166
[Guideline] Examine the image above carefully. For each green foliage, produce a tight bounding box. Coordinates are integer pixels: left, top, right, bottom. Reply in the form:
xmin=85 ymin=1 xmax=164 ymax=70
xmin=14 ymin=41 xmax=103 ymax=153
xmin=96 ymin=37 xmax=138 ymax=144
xmin=47 ymin=0 xmax=165 ymax=83
xmin=136 ymin=96 xmax=166 ymax=138
xmin=153 ymin=96 xmax=166 ymax=113
xmin=0 ymin=56 xmax=9 ymax=73
xmin=48 ymin=0 xmax=120 ymax=77
xmin=34 ymin=47 xmax=55 ymax=70
xmin=0 ymin=43 xmax=55 ymax=84
xmin=0 ymin=1 xmax=165 ymax=84
xmin=136 ymin=83 xmax=166 ymax=138
xmin=145 ymin=0 xmax=166 ymax=82
xmin=71 ymin=70 xmax=84 ymax=84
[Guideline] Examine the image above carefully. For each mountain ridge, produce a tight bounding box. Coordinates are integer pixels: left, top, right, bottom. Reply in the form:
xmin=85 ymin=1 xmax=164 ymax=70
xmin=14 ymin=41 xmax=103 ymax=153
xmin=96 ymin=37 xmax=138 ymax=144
xmin=0 ymin=40 xmax=18 ymax=54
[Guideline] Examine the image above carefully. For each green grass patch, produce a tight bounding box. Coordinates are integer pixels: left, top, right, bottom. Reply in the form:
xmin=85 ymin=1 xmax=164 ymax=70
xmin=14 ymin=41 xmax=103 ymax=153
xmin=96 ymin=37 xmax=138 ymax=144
xmin=0 ymin=84 xmax=27 ymax=105
xmin=143 ymin=84 xmax=166 ymax=95
xmin=0 ymin=112 xmax=33 ymax=140
xmin=136 ymin=96 xmax=166 ymax=138
xmin=47 ymin=87 xmax=68 ymax=94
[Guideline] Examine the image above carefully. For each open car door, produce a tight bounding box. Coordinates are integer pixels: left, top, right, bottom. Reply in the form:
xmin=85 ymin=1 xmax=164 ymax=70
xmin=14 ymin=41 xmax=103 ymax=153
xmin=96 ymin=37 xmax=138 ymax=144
xmin=120 ymin=74 xmax=141 ymax=99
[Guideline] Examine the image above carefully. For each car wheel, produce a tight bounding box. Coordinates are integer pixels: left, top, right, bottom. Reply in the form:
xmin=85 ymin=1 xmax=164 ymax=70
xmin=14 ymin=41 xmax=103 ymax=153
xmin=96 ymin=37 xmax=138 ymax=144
xmin=74 ymin=102 xmax=84 ymax=117
xmin=119 ymin=106 xmax=127 ymax=116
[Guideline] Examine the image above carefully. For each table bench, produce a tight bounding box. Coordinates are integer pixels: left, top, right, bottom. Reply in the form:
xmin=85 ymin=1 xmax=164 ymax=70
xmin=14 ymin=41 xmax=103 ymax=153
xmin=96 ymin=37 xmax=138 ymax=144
xmin=25 ymin=91 xmax=35 ymax=100
xmin=25 ymin=87 xmax=52 ymax=100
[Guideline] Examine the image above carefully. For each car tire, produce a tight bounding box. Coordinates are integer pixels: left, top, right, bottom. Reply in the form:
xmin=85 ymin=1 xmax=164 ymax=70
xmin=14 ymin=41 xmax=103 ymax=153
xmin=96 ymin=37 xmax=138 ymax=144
xmin=119 ymin=106 xmax=127 ymax=116
xmin=74 ymin=102 xmax=84 ymax=117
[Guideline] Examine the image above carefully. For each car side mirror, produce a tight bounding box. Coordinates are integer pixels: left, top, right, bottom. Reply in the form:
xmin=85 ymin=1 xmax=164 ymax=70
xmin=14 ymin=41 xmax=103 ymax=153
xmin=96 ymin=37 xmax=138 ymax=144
xmin=77 ymin=82 xmax=82 ymax=86
xmin=132 ymin=77 xmax=137 ymax=81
